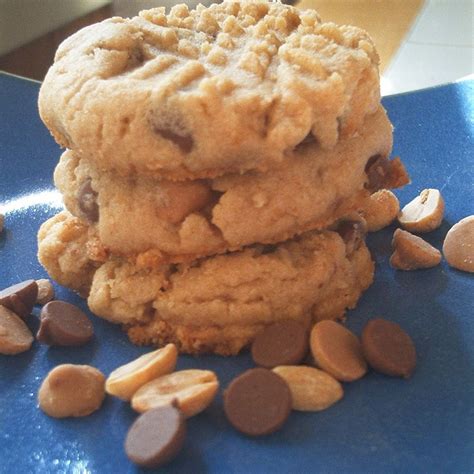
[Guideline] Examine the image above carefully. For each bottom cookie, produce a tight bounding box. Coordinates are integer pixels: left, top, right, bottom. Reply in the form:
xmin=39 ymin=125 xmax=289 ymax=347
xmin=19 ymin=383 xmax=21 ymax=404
xmin=38 ymin=212 xmax=374 ymax=355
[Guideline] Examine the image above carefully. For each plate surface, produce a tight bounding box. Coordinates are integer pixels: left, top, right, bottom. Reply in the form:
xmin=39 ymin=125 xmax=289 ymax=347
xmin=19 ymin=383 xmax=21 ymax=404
xmin=1 ymin=72 xmax=473 ymax=473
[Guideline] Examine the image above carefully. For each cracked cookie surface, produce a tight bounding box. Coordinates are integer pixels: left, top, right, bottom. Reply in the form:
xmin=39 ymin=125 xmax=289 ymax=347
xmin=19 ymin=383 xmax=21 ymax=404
xmin=38 ymin=211 xmax=374 ymax=355
xmin=39 ymin=1 xmax=380 ymax=180
xmin=54 ymin=106 xmax=394 ymax=261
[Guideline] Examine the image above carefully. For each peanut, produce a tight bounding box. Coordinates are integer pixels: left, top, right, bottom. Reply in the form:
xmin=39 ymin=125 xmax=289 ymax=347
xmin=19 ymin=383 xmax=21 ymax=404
xmin=362 ymin=190 xmax=400 ymax=232
xmin=38 ymin=364 xmax=105 ymax=418
xmin=36 ymin=279 xmax=55 ymax=305
xmin=272 ymin=365 xmax=343 ymax=411
xmin=131 ymin=369 xmax=219 ymax=418
xmin=398 ymin=188 xmax=444 ymax=233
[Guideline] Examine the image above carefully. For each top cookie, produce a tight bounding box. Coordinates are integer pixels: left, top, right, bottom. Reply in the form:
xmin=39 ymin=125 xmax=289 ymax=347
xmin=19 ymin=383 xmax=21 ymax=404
xmin=39 ymin=1 xmax=381 ymax=180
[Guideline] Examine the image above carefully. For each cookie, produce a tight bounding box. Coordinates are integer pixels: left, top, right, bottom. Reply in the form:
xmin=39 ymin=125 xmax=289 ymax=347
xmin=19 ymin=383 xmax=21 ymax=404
xmin=37 ymin=212 xmax=103 ymax=296
xmin=53 ymin=106 xmax=396 ymax=261
xmin=39 ymin=1 xmax=381 ymax=180
xmin=38 ymin=211 xmax=374 ymax=355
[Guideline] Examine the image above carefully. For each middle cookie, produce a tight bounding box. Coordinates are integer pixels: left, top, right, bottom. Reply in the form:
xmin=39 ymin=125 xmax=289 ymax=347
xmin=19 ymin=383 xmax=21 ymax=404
xmin=55 ymin=106 xmax=402 ymax=264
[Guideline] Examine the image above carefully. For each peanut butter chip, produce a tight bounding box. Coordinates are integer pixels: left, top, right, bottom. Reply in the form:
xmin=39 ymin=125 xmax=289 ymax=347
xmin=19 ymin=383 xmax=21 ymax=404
xmin=125 ymin=405 xmax=186 ymax=469
xmin=251 ymin=320 xmax=308 ymax=368
xmin=443 ymin=215 xmax=474 ymax=273
xmin=310 ymin=320 xmax=367 ymax=382
xmin=390 ymin=228 xmax=442 ymax=270
xmin=272 ymin=365 xmax=343 ymax=412
xmin=0 ymin=280 xmax=38 ymax=319
xmin=361 ymin=319 xmax=416 ymax=378
xmin=0 ymin=305 xmax=34 ymax=355
xmin=224 ymin=368 xmax=291 ymax=437
xmin=37 ymin=301 xmax=93 ymax=346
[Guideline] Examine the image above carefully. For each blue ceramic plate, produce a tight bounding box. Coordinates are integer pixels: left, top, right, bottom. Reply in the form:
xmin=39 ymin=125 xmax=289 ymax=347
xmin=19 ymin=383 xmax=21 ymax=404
xmin=1 ymin=72 xmax=473 ymax=473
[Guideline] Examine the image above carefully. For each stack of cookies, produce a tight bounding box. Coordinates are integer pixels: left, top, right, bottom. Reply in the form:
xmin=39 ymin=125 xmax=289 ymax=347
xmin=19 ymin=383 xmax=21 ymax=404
xmin=37 ymin=1 xmax=408 ymax=355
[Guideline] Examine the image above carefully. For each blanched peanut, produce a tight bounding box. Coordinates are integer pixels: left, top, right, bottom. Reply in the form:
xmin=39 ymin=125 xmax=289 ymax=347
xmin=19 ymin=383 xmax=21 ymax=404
xmin=106 ymin=344 xmax=178 ymax=401
xmin=362 ymin=190 xmax=400 ymax=232
xmin=272 ymin=365 xmax=343 ymax=411
xmin=398 ymin=189 xmax=444 ymax=233
xmin=131 ymin=369 xmax=219 ymax=418
xmin=38 ymin=364 xmax=105 ymax=418
xmin=390 ymin=228 xmax=441 ymax=270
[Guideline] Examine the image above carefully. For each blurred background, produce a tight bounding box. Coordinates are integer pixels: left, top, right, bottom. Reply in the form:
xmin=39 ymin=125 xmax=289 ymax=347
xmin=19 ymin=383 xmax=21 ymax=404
xmin=0 ymin=0 xmax=472 ymax=95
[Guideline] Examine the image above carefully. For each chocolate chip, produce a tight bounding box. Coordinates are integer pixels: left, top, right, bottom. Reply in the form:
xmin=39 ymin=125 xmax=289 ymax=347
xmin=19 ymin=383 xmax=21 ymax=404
xmin=336 ymin=220 xmax=367 ymax=255
xmin=127 ymin=47 xmax=145 ymax=71
xmin=295 ymin=132 xmax=317 ymax=152
xmin=224 ymin=368 xmax=292 ymax=436
xmin=0 ymin=280 xmax=38 ymax=319
xmin=155 ymin=129 xmax=194 ymax=154
xmin=251 ymin=320 xmax=308 ymax=368
xmin=361 ymin=319 xmax=416 ymax=378
xmin=260 ymin=244 xmax=278 ymax=255
xmin=37 ymin=301 xmax=93 ymax=346
xmin=78 ymin=178 xmax=99 ymax=222
xmin=365 ymin=154 xmax=391 ymax=192
xmin=125 ymin=404 xmax=186 ymax=469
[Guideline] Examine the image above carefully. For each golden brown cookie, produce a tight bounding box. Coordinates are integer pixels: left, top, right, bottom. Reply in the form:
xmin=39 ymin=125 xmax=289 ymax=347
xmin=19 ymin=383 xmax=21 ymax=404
xmin=53 ymin=106 xmax=394 ymax=260
xmin=39 ymin=1 xmax=381 ymax=180
xmin=38 ymin=211 xmax=374 ymax=355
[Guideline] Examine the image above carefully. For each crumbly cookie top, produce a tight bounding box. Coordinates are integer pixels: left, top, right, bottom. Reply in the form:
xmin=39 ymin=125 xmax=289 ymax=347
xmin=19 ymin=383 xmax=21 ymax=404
xmin=39 ymin=1 xmax=381 ymax=179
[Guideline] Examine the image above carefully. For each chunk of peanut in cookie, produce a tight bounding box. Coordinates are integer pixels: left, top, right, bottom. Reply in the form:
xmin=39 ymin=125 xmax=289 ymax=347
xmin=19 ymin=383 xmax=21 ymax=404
xmin=106 ymin=344 xmax=178 ymax=401
xmin=131 ymin=369 xmax=219 ymax=418
xmin=390 ymin=228 xmax=441 ymax=270
xmin=362 ymin=190 xmax=400 ymax=232
xmin=398 ymin=189 xmax=444 ymax=233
